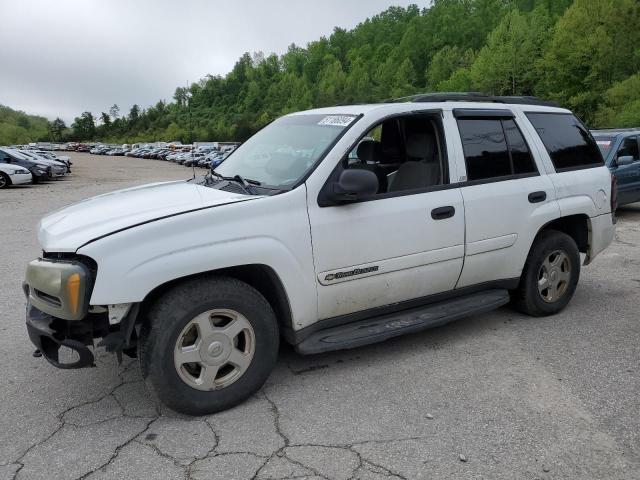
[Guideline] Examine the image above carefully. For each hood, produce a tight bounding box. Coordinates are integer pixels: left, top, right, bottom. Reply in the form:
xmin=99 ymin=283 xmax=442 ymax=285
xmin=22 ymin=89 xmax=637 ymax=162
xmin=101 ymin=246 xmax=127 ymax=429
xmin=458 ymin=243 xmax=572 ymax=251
xmin=38 ymin=180 xmax=255 ymax=252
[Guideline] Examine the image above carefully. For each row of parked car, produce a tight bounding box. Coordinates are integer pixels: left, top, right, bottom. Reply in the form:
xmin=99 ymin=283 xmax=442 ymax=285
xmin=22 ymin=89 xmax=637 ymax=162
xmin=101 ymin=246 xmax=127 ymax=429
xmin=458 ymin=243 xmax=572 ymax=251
xmin=0 ymin=147 xmax=71 ymax=189
xmin=81 ymin=143 xmax=238 ymax=170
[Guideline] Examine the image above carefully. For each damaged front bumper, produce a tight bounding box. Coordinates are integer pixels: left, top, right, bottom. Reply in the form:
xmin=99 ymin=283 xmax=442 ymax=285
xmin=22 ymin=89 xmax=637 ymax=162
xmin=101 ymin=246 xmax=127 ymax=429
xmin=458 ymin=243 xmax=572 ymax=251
xmin=26 ymin=302 xmax=99 ymax=368
xmin=24 ymin=256 xmax=139 ymax=369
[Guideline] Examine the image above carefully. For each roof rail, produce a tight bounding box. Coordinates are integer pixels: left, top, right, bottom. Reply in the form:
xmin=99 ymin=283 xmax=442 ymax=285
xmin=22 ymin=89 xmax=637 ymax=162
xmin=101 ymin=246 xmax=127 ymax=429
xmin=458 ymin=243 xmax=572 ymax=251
xmin=388 ymin=92 xmax=560 ymax=108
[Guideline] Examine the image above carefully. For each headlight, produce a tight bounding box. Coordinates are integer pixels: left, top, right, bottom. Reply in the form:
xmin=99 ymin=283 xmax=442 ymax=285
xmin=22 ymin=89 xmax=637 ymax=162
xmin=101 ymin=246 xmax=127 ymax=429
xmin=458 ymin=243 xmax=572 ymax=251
xmin=36 ymin=164 xmax=49 ymax=169
xmin=15 ymin=168 xmax=29 ymax=174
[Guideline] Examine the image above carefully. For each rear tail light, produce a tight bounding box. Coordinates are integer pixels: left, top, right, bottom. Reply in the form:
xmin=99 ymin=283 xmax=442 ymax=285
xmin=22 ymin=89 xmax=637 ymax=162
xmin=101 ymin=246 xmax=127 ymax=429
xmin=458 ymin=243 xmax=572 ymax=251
xmin=611 ymin=172 xmax=618 ymax=214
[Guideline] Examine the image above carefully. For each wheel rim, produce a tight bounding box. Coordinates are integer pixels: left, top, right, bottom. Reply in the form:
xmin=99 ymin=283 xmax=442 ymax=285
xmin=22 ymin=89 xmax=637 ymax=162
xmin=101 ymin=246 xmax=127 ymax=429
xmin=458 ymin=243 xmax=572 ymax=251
xmin=173 ymin=308 xmax=255 ymax=391
xmin=538 ymin=250 xmax=571 ymax=303
xmin=0 ymin=175 xmax=6 ymax=188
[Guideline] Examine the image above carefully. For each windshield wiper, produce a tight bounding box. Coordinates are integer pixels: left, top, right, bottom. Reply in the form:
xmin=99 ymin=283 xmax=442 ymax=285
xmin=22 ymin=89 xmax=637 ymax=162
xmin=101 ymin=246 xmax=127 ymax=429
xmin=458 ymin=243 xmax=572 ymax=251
xmin=209 ymin=171 xmax=260 ymax=193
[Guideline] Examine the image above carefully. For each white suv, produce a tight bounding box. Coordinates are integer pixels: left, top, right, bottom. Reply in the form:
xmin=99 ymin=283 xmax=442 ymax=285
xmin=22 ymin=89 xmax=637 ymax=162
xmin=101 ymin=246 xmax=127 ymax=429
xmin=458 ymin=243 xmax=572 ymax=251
xmin=23 ymin=94 xmax=615 ymax=414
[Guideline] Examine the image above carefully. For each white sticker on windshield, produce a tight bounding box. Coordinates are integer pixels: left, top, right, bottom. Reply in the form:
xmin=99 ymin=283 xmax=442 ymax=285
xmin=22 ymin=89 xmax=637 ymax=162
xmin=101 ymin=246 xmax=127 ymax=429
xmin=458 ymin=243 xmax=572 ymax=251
xmin=318 ymin=115 xmax=356 ymax=127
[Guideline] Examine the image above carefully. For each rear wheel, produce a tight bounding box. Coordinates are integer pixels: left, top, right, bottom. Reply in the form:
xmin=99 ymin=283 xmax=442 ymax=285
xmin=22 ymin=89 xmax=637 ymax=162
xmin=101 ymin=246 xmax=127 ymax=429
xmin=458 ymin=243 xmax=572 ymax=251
xmin=511 ymin=230 xmax=580 ymax=316
xmin=139 ymin=276 xmax=279 ymax=415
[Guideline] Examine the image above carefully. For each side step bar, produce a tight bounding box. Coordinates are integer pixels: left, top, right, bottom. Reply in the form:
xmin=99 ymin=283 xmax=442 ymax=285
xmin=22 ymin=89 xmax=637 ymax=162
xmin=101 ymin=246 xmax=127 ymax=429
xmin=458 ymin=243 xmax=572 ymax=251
xmin=295 ymin=289 xmax=510 ymax=355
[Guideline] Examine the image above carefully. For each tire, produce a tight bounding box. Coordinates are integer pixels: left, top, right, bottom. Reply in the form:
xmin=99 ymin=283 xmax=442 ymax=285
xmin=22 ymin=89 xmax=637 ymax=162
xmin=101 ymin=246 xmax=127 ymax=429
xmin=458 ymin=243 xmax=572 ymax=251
xmin=511 ymin=230 xmax=580 ymax=317
xmin=0 ymin=172 xmax=10 ymax=189
xmin=138 ymin=275 xmax=279 ymax=415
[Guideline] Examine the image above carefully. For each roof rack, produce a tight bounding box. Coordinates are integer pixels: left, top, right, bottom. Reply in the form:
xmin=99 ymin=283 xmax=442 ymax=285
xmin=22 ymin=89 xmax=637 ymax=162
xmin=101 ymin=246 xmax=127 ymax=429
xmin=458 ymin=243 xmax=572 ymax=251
xmin=388 ymin=92 xmax=560 ymax=108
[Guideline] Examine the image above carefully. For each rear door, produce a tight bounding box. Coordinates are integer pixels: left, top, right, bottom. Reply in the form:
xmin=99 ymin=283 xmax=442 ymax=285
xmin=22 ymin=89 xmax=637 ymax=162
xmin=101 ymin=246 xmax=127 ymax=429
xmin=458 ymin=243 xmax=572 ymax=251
xmin=450 ymin=109 xmax=559 ymax=288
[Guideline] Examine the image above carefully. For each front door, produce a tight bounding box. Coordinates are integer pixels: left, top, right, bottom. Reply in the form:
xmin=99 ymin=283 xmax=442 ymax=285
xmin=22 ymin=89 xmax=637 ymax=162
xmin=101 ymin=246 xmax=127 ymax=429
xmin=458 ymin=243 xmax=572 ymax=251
xmin=307 ymin=113 xmax=466 ymax=319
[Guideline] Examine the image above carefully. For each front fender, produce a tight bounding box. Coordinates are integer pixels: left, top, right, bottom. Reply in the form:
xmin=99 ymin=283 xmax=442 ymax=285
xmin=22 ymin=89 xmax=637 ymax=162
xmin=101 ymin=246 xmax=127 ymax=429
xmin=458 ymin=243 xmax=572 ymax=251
xmin=77 ymin=187 xmax=318 ymax=329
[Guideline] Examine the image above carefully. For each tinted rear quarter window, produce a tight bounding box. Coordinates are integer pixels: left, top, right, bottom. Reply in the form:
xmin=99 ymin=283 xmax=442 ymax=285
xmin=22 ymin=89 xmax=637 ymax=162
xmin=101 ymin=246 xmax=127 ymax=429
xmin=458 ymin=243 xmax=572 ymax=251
xmin=526 ymin=112 xmax=603 ymax=171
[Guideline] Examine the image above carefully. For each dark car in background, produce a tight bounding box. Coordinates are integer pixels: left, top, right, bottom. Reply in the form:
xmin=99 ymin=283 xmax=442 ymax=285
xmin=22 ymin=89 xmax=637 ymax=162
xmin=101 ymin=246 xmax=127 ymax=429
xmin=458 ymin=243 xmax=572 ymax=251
xmin=592 ymin=128 xmax=640 ymax=207
xmin=0 ymin=148 xmax=51 ymax=183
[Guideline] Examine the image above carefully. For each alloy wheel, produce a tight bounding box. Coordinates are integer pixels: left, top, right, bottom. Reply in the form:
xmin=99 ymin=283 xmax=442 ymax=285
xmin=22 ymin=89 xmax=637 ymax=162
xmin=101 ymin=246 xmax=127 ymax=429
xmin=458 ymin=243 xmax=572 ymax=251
xmin=537 ymin=250 xmax=571 ymax=303
xmin=173 ymin=308 xmax=255 ymax=391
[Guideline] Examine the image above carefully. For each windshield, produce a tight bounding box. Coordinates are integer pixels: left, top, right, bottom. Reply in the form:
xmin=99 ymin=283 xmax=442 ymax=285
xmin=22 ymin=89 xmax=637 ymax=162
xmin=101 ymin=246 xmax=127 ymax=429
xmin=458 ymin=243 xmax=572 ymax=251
xmin=214 ymin=113 xmax=357 ymax=188
xmin=594 ymin=136 xmax=615 ymax=157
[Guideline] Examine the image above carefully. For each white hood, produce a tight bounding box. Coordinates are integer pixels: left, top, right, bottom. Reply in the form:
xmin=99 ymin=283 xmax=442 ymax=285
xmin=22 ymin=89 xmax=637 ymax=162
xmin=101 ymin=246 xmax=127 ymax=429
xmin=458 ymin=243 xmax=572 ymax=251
xmin=38 ymin=181 xmax=254 ymax=252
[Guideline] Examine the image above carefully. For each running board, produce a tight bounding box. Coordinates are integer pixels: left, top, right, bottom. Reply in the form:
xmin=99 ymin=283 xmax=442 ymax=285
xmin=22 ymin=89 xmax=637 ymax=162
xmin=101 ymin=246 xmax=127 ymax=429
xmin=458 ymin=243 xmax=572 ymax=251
xmin=295 ymin=289 xmax=510 ymax=355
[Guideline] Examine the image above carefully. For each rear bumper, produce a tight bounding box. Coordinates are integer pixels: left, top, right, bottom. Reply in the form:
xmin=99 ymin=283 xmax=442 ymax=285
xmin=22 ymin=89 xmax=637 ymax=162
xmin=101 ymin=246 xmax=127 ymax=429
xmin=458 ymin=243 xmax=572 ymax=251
xmin=586 ymin=212 xmax=615 ymax=264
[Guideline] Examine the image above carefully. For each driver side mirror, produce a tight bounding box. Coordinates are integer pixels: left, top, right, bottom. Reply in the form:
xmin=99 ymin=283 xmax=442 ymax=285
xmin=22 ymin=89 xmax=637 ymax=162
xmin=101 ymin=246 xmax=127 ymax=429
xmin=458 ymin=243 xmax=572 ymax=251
xmin=328 ymin=169 xmax=379 ymax=204
xmin=616 ymin=155 xmax=634 ymax=167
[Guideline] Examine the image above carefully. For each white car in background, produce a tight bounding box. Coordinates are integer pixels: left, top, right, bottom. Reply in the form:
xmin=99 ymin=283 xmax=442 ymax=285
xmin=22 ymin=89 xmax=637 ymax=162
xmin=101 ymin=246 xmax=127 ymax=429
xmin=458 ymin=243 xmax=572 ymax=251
xmin=0 ymin=163 xmax=32 ymax=188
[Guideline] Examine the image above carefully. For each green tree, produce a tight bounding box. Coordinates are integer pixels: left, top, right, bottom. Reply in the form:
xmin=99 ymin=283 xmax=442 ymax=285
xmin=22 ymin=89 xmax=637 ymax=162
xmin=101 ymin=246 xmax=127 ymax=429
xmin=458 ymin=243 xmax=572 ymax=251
xmin=48 ymin=117 xmax=66 ymax=142
xmin=539 ymin=0 xmax=640 ymax=122
xmin=595 ymin=74 xmax=640 ymax=127
xmin=427 ymin=46 xmax=475 ymax=90
xmin=109 ymin=104 xmax=120 ymax=120
xmin=71 ymin=112 xmax=96 ymax=140
xmin=48 ymin=1 xmax=640 ymax=143
xmin=470 ymin=7 xmax=553 ymax=95
xmin=128 ymin=104 xmax=140 ymax=123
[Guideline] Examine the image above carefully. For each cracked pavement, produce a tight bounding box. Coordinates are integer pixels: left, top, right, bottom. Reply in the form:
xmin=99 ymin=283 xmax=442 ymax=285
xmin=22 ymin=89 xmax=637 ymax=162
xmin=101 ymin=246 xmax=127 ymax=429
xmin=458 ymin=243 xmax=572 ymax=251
xmin=1 ymin=153 xmax=639 ymax=479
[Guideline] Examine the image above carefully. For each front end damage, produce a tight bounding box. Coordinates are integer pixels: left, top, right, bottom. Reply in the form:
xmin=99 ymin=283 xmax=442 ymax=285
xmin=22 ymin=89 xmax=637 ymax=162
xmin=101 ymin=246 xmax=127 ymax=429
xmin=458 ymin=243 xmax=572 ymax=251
xmin=23 ymin=254 xmax=138 ymax=368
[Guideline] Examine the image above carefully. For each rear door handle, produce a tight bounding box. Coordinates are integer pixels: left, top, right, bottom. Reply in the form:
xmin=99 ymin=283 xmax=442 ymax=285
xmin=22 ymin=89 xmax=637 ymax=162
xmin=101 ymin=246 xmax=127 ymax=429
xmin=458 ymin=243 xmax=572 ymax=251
xmin=528 ymin=191 xmax=547 ymax=203
xmin=431 ymin=206 xmax=455 ymax=220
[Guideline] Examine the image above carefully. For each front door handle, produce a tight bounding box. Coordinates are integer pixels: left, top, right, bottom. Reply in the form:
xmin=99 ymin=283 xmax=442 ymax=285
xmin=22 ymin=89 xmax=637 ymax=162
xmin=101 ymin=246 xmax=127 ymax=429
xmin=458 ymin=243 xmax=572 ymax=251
xmin=528 ymin=191 xmax=547 ymax=203
xmin=431 ymin=206 xmax=455 ymax=220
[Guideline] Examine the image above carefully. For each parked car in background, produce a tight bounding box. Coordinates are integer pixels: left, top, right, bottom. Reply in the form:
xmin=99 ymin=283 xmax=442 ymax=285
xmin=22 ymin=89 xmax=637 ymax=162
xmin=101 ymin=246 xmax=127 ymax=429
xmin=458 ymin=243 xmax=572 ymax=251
xmin=18 ymin=150 xmax=67 ymax=177
xmin=0 ymin=162 xmax=32 ymax=188
xmin=33 ymin=150 xmax=72 ymax=172
xmin=0 ymin=148 xmax=51 ymax=183
xmin=592 ymin=128 xmax=640 ymax=207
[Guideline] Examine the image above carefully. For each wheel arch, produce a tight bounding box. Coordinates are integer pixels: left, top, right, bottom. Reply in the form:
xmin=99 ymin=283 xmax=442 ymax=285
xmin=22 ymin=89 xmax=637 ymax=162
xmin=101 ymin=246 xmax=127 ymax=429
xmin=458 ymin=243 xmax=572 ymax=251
xmin=535 ymin=213 xmax=592 ymax=260
xmin=139 ymin=264 xmax=295 ymax=343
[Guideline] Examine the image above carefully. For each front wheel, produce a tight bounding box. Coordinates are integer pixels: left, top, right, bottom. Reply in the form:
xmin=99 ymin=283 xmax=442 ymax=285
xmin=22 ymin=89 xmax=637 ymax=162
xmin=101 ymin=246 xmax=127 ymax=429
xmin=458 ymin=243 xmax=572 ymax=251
xmin=0 ymin=172 xmax=10 ymax=189
xmin=511 ymin=230 xmax=580 ymax=317
xmin=139 ymin=276 xmax=279 ymax=415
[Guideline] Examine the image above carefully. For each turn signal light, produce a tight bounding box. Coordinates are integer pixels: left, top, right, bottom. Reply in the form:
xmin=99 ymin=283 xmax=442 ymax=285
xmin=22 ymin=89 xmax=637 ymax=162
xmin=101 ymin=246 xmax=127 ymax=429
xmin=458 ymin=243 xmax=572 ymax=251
xmin=66 ymin=273 xmax=81 ymax=316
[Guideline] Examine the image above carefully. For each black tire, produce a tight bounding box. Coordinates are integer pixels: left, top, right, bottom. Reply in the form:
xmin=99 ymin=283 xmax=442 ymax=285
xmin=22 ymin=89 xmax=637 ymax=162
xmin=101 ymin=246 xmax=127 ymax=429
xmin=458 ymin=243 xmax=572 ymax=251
xmin=138 ymin=275 xmax=279 ymax=415
xmin=0 ymin=172 xmax=10 ymax=189
xmin=511 ymin=230 xmax=580 ymax=317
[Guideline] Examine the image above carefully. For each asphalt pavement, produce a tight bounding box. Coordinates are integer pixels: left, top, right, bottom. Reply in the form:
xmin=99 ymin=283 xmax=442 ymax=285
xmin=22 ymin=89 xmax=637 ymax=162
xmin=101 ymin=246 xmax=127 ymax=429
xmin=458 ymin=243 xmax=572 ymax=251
xmin=0 ymin=152 xmax=638 ymax=479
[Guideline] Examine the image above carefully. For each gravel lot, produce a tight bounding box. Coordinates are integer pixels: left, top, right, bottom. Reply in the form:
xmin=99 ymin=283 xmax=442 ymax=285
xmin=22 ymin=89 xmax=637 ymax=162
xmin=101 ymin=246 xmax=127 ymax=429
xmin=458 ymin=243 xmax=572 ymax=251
xmin=1 ymin=152 xmax=639 ymax=479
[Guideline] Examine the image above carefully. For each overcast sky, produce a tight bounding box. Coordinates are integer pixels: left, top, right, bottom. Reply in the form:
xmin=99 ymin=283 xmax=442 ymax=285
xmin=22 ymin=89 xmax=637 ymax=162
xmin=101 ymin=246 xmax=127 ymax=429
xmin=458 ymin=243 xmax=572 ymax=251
xmin=0 ymin=0 xmax=428 ymax=124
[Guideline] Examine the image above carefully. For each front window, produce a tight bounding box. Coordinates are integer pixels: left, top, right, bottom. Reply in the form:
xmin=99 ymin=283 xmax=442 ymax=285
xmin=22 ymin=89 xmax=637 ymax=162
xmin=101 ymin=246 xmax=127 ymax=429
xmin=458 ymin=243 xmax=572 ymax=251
xmin=214 ymin=114 xmax=357 ymax=189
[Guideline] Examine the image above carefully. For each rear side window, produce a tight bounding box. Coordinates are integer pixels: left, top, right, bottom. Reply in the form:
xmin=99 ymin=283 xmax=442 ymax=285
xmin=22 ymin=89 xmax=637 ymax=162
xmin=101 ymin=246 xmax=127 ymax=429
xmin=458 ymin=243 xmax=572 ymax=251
xmin=457 ymin=118 xmax=537 ymax=181
xmin=526 ymin=112 xmax=603 ymax=171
